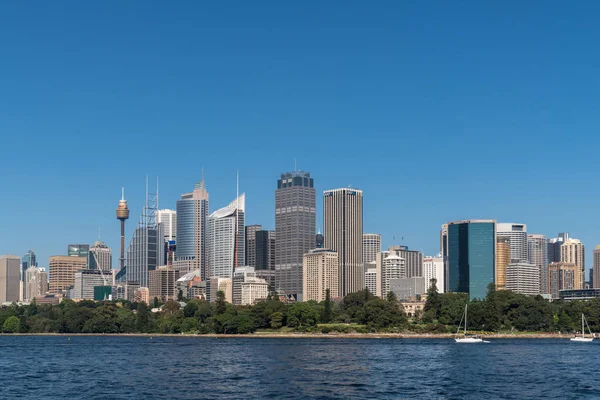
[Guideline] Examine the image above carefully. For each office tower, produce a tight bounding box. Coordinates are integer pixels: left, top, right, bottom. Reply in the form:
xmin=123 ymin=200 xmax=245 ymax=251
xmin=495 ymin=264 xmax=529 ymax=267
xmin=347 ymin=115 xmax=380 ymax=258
xmin=275 ymin=171 xmax=316 ymax=301
xmin=423 ymin=255 xmax=444 ymax=293
xmin=157 ymin=209 xmax=177 ymax=241
xmin=324 ymin=188 xmax=363 ymax=296
xmin=255 ymin=230 xmax=276 ymax=291
xmin=547 ymin=233 xmax=569 ymax=264
xmin=176 ymin=178 xmax=209 ymax=279
xmin=245 ymin=224 xmax=262 ymax=268
xmin=116 ymin=188 xmax=130 ymax=270
xmin=496 ymin=237 xmax=510 ymax=290
xmin=21 ymin=250 xmax=37 ymax=301
xmin=547 ymin=262 xmax=579 ymax=299
xmin=316 ymin=232 xmax=324 ymax=249
xmin=447 ymin=220 xmax=496 ymax=299
xmin=376 ymin=251 xmax=405 ymax=298
xmin=25 ymin=267 xmax=48 ymax=301
xmin=148 ymin=266 xmax=180 ymax=302
xmin=388 ymin=245 xmax=423 ymax=278
xmin=440 ymin=224 xmax=449 ymax=292
xmin=561 ymin=238 xmax=585 ymax=289
xmin=232 ymin=266 xmax=256 ymax=305
xmin=89 ymin=241 xmax=112 ymax=272
xmin=72 ymin=270 xmax=107 ymax=300
xmin=496 ymin=223 xmax=528 ymax=261
xmin=126 ymin=181 xmax=164 ymax=287
xmin=48 ymin=255 xmax=87 ymax=294
xmin=68 ymin=244 xmax=90 ymax=267
xmin=232 ymin=266 xmax=268 ymax=305
xmin=593 ymin=246 xmax=600 ymax=289
xmin=207 ymin=193 xmax=245 ymax=279
xmin=302 ymin=249 xmax=339 ymax=302
xmin=364 ymin=262 xmax=377 ymax=295
xmin=506 ymin=262 xmax=540 ymax=296
xmin=0 ymin=255 xmax=20 ymax=303
xmin=363 ymin=234 xmax=381 ymax=264
xmin=528 ymin=234 xmax=547 ymax=294
xmin=390 ymin=277 xmax=426 ymax=301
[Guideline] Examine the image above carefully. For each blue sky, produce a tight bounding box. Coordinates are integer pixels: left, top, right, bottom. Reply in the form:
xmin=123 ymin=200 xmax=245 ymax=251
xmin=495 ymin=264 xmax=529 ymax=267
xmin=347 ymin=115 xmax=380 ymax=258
xmin=1 ymin=1 xmax=599 ymax=271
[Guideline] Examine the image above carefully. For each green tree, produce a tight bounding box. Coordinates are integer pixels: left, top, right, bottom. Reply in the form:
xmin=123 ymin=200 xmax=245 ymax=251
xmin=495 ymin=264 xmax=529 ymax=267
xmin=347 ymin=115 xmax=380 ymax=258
xmin=153 ymin=297 xmax=160 ymax=308
xmin=3 ymin=316 xmax=20 ymax=333
xmin=215 ymin=291 xmax=227 ymax=314
xmin=177 ymin=289 xmax=184 ymax=302
xmin=162 ymin=301 xmax=181 ymax=314
xmin=270 ymin=311 xmax=284 ymax=329
xmin=423 ymin=278 xmax=442 ymax=322
xmin=320 ymin=289 xmax=333 ymax=323
xmin=136 ymin=302 xmax=150 ymax=332
xmin=386 ymin=291 xmax=398 ymax=303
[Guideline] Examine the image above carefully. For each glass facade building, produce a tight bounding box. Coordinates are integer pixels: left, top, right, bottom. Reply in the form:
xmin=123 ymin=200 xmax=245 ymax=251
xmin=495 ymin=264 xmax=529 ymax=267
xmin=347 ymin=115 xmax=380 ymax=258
xmin=176 ymin=180 xmax=209 ymax=279
xmin=447 ymin=220 xmax=496 ymax=300
xmin=207 ymin=194 xmax=245 ymax=279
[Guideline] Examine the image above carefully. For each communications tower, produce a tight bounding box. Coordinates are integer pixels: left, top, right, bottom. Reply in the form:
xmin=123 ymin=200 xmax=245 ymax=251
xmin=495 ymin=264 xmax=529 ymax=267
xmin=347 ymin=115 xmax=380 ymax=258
xmin=116 ymin=188 xmax=130 ymax=270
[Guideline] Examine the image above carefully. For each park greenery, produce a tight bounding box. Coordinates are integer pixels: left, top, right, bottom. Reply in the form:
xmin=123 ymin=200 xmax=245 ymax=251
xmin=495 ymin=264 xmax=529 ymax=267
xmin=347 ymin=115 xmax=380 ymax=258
xmin=1 ymin=280 xmax=600 ymax=335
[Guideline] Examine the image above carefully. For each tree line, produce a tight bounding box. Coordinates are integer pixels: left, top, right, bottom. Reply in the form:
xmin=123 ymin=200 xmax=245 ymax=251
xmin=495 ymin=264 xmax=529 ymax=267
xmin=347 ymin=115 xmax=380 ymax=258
xmin=1 ymin=280 xmax=599 ymax=334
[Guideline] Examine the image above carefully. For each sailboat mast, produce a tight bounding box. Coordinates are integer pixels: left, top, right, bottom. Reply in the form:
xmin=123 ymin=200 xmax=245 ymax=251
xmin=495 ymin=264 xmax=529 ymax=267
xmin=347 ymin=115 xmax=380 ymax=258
xmin=464 ymin=304 xmax=467 ymax=334
xmin=582 ymin=314 xmax=585 ymax=338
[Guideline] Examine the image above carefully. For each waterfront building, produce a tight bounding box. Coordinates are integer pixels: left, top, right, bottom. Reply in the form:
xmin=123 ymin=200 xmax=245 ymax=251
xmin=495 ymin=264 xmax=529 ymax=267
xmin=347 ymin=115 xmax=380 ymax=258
xmin=547 ymin=262 xmax=579 ymax=299
xmin=423 ymin=255 xmax=444 ymax=293
xmin=25 ymin=267 xmax=48 ymax=301
xmin=496 ymin=236 xmax=510 ymax=290
xmin=208 ymin=277 xmax=232 ymax=303
xmin=364 ymin=262 xmax=377 ymax=295
xmin=390 ymin=277 xmax=426 ymax=301
xmin=275 ymin=171 xmax=316 ymax=301
xmin=49 ymin=255 xmax=87 ymax=294
xmin=324 ymin=188 xmax=363 ymax=296
xmin=255 ymin=230 xmax=275 ymax=292
xmin=207 ymin=194 xmax=245 ymax=279
xmin=593 ymin=246 xmax=600 ymax=289
xmin=496 ymin=223 xmax=528 ymax=261
xmin=0 ymin=255 xmax=20 ymax=303
xmin=157 ymin=209 xmax=177 ymax=241
xmin=376 ymin=251 xmax=405 ymax=298
xmin=245 ymin=224 xmax=262 ymax=268
xmin=232 ymin=266 xmax=256 ymax=305
xmin=505 ymin=262 xmax=540 ymax=296
xmin=148 ymin=266 xmax=180 ymax=302
xmin=89 ymin=241 xmax=112 ymax=272
xmin=447 ymin=220 xmax=496 ymax=299
xmin=72 ymin=270 xmax=107 ymax=300
xmin=363 ymin=234 xmax=381 ymax=264
xmin=241 ymin=277 xmax=269 ymax=305
xmin=560 ymin=238 xmax=585 ymax=289
xmin=176 ymin=178 xmax=209 ymax=279
xmin=302 ymin=249 xmax=339 ymax=302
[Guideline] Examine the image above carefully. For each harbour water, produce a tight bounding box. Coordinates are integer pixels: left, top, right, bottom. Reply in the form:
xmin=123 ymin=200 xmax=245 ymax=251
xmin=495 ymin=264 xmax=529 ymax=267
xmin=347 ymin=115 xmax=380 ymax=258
xmin=0 ymin=336 xmax=597 ymax=399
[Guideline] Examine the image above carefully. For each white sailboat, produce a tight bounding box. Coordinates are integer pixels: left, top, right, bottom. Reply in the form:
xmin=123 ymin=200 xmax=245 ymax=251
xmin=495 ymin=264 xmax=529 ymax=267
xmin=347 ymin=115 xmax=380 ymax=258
xmin=570 ymin=314 xmax=594 ymax=342
xmin=455 ymin=304 xmax=483 ymax=343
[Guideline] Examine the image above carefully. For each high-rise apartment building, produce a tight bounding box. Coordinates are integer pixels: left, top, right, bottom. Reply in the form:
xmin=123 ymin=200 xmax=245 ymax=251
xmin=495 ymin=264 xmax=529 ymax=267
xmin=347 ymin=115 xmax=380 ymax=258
xmin=376 ymin=251 xmax=405 ymax=298
xmin=157 ymin=209 xmax=177 ymax=241
xmin=49 ymin=255 xmax=87 ymax=294
xmin=506 ymin=262 xmax=540 ymax=296
xmin=496 ymin=223 xmax=528 ymax=261
xmin=89 ymin=241 xmax=112 ymax=272
xmin=207 ymin=194 xmax=245 ymax=279
xmin=25 ymin=267 xmax=48 ymax=301
xmin=0 ymin=255 xmax=20 ymax=303
xmin=255 ymin=230 xmax=276 ymax=291
xmin=447 ymin=220 xmax=496 ymax=299
xmin=275 ymin=171 xmax=316 ymax=301
xmin=561 ymin=238 xmax=585 ymax=289
xmin=547 ymin=262 xmax=579 ymax=299
xmin=362 ymin=234 xmax=381 ymax=264
xmin=593 ymin=246 xmax=600 ymax=289
xmin=496 ymin=237 xmax=510 ymax=291
xmin=324 ymin=188 xmax=363 ymax=297
xmin=244 ymin=225 xmax=262 ymax=268
xmin=423 ymin=255 xmax=444 ymax=293
xmin=176 ymin=179 xmax=209 ymax=279
xmin=302 ymin=249 xmax=339 ymax=302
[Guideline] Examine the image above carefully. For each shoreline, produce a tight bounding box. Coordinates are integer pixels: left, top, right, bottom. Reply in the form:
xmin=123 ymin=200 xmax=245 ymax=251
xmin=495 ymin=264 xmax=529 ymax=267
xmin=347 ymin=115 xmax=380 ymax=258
xmin=0 ymin=332 xmax=572 ymax=339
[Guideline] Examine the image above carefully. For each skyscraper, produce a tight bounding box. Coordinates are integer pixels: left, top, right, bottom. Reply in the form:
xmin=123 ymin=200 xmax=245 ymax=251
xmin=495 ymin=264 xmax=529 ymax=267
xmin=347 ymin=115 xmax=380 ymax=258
xmin=440 ymin=224 xmax=449 ymax=292
xmin=302 ymin=249 xmax=339 ymax=302
xmin=447 ymin=220 xmax=496 ymax=299
xmin=207 ymin=194 xmax=245 ymax=279
xmin=0 ymin=255 xmax=20 ymax=303
xmin=176 ymin=179 xmax=209 ymax=279
xmin=68 ymin=244 xmax=90 ymax=267
xmin=505 ymin=262 xmax=540 ymax=296
xmin=255 ymin=230 xmax=276 ymax=291
xmin=496 ymin=223 xmax=528 ymax=261
xmin=324 ymin=188 xmax=364 ymax=297
xmin=89 ymin=241 xmax=112 ymax=272
xmin=528 ymin=234 xmax=547 ymax=293
xmin=21 ymin=250 xmax=37 ymax=302
xmin=25 ymin=267 xmax=48 ymax=301
xmin=423 ymin=255 xmax=444 ymax=293
xmin=362 ymin=233 xmax=381 ymax=264
xmin=245 ymin=224 xmax=263 ymax=268
xmin=388 ymin=245 xmax=423 ymax=278
xmin=157 ymin=209 xmax=177 ymax=241
xmin=376 ymin=251 xmax=405 ymax=298
xmin=275 ymin=171 xmax=316 ymax=301
xmin=547 ymin=232 xmax=569 ymax=264
xmin=593 ymin=246 xmax=600 ymax=289
xmin=49 ymin=255 xmax=87 ymax=294
xmin=496 ymin=236 xmax=510 ymax=291
xmin=560 ymin=238 xmax=585 ymax=289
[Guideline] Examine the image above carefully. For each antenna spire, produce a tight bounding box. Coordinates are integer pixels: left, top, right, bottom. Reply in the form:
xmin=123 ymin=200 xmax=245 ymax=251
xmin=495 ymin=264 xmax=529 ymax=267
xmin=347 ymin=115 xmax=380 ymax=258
xmin=121 ymin=187 xmax=125 ymax=201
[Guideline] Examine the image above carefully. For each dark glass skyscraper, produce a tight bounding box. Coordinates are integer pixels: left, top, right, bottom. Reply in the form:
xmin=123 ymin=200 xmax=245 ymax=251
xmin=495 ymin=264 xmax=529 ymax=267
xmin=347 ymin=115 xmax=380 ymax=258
xmin=275 ymin=171 xmax=316 ymax=300
xmin=447 ymin=220 xmax=496 ymax=300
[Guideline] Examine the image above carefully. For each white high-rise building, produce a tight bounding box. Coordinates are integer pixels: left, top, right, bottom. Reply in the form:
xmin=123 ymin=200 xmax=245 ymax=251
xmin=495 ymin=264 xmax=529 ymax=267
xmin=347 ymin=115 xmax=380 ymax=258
xmin=232 ymin=266 xmax=256 ymax=305
xmin=364 ymin=262 xmax=377 ymax=295
xmin=302 ymin=249 xmax=339 ymax=302
xmin=496 ymin=223 xmax=528 ymax=261
xmin=157 ymin=209 xmax=177 ymax=241
xmin=376 ymin=251 xmax=405 ymax=298
xmin=506 ymin=262 xmax=540 ymax=296
xmin=423 ymin=255 xmax=444 ymax=293
xmin=561 ymin=238 xmax=585 ymax=289
xmin=362 ymin=234 xmax=381 ymax=264
xmin=241 ymin=277 xmax=269 ymax=305
xmin=208 ymin=194 xmax=245 ymax=279
xmin=25 ymin=267 xmax=48 ymax=301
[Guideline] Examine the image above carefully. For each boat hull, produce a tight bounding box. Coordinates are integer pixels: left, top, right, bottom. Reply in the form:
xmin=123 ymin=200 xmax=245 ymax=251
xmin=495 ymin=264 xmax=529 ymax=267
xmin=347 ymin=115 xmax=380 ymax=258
xmin=570 ymin=337 xmax=593 ymax=342
xmin=455 ymin=338 xmax=483 ymax=343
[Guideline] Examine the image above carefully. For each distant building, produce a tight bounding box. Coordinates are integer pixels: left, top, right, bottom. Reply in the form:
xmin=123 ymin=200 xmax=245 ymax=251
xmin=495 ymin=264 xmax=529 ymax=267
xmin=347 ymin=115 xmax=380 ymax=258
xmin=134 ymin=287 xmax=150 ymax=304
xmin=316 ymin=232 xmax=324 ymax=249
xmin=157 ymin=209 xmax=177 ymax=241
xmin=72 ymin=270 xmax=108 ymax=300
xmin=440 ymin=224 xmax=448 ymax=292
xmin=496 ymin=223 xmax=528 ymax=261
xmin=423 ymin=255 xmax=444 ymax=293
xmin=245 ymin=225 xmax=263 ymax=268
xmin=21 ymin=250 xmax=37 ymax=301
xmin=302 ymin=249 xmax=339 ymax=302
xmin=25 ymin=267 xmax=48 ymax=301
xmin=561 ymin=239 xmax=585 ymax=289
xmin=376 ymin=251 xmax=405 ymax=298
xmin=362 ymin=234 xmax=381 ymax=264
xmin=148 ymin=266 xmax=180 ymax=302
xmin=547 ymin=262 xmax=579 ymax=299
xmin=387 ymin=245 xmax=423 ymax=278
xmin=176 ymin=179 xmax=209 ymax=279
xmin=126 ymin=223 xmax=165 ymax=288
xmin=275 ymin=171 xmax=316 ymax=301
xmin=255 ymin=230 xmax=275 ymax=292
xmin=495 ymin=237 xmax=511 ymax=290
xmin=364 ymin=262 xmax=377 ymax=295
xmin=241 ymin=277 xmax=269 ymax=305
xmin=559 ymin=289 xmax=600 ymax=301
xmin=207 ymin=194 xmax=245 ymax=279
xmin=0 ymin=255 xmax=20 ymax=303
xmin=547 ymin=233 xmax=569 ymax=264
xmin=447 ymin=220 xmax=496 ymax=299
xmin=528 ymin=234 xmax=547 ymax=293
xmin=49 ymin=256 xmax=87 ymax=294
xmin=208 ymin=277 xmax=232 ymax=303
xmin=594 ymin=246 xmax=600 ymax=289
xmin=390 ymin=277 xmax=426 ymax=301
xmin=89 ymin=241 xmax=112 ymax=272
xmin=232 ymin=266 xmax=257 ymax=305
xmin=68 ymin=244 xmax=90 ymax=267
xmin=506 ymin=262 xmax=540 ymax=296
